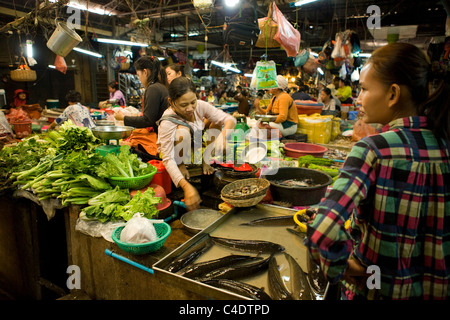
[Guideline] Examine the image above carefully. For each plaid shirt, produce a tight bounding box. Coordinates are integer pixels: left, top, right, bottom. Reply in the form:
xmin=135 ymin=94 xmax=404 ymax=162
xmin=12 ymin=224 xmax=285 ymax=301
xmin=306 ymin=116 xmax=450 ymax=299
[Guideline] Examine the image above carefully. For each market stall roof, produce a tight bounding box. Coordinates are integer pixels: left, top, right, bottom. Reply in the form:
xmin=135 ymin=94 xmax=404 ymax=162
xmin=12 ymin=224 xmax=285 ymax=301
xmin=0 ymin=0 xmax=448 ymax=64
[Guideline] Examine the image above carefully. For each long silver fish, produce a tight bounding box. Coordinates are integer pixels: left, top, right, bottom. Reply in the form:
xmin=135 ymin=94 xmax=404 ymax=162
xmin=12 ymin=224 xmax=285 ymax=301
xmin=202 ymin=279 xmax=272 ymax=300
xmin=211 ymin=236 xmax=285 ymax=253
xmin=240 ymin=215 xmax=296 ymax=227
xmin=177 ymin=255 xmax=262 ymax=279
xmin=284 ymin=253 xmax=315 ymax=300
xmin=306 ymin=253 xmax=328 ymax=296
xmin=268 ymin=255 xmax=293 ymax=300
xmin=199 ymin=255 xmax=272 ymax=281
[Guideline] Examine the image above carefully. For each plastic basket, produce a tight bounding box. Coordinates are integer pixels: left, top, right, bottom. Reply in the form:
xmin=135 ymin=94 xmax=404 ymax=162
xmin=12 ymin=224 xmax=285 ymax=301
xmin=112 ymin=222 xmax=171 ymax=255
xmin=108 ymin=164 xmax=157 ymax=190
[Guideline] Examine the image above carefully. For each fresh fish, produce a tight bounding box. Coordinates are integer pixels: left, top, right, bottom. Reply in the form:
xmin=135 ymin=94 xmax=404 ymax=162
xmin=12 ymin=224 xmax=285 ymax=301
xmin=306 ymin=253 xmax=328 ymax=296
xmin=286 ymin=227 xmax=306 ymax=240
xmin=166 ymin=239 xmax=212 ymax=273
xmin=177 ymin=255 xmax=262 ymax=279
xmin=284 ymin=253 xmax=315 ymax=300
xmin=211 ymin=236 xmax=285 ymax=253
xmin=199 ymin=255 xmax=272 ymax=281
xmin=268 ymin=255 xmax=293 ymax=300
xmin=202 ymin=279 xmax=272 ymax=300
xmin=240 ymin=215 xmax=296 ymax=227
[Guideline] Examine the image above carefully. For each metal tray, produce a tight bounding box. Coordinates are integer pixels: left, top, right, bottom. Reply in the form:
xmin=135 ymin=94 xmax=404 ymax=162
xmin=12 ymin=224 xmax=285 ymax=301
xmin=254 ymin=114 xmax=278 ymax=122
xmin=152 ymin=204 xmax=328 ymax=300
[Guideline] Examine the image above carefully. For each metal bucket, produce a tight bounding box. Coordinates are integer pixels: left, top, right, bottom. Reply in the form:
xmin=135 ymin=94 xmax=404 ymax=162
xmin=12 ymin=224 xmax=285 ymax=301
xmin=46 ymin=22 xmax=82 ymax=57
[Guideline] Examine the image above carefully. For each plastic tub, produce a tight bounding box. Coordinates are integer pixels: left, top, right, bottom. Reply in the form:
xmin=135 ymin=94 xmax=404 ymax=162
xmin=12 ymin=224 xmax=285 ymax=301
xmin=284 ymin=142 xmax=328 ymax=158
xmin=294 ymin=100 xmax=324 ymax=115
xmin=46 ymin=99 xmax=59 ymax=109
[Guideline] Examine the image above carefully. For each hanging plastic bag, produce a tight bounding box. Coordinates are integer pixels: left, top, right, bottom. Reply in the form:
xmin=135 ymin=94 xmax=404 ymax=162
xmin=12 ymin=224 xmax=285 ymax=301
xmin=302 ymin=55 xmax=320 ymax=74
xmin=294 ymin=49 xmax=309 ymax=67
xmin=255 ymin=60 xmax=278 ymax=90
xmin=54 ymin=55 xmax=67 ymax=74
xmin=272 ymin=2 xmax=301 ymax=57
xmin=120 ymin=213 xmax=161 ymax=244
xmin=352 ymin=118 xmax=376 ymax=142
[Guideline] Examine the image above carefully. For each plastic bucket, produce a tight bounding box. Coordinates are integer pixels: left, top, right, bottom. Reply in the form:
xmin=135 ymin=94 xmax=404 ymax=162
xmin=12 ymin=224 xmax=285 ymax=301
xmin=11 ymin=121 xmax=32 ymax=138
xmin=46 ymin=99 xmax=59 ymax=109
xmin=46 ymin=22 xmax=82 ymax=57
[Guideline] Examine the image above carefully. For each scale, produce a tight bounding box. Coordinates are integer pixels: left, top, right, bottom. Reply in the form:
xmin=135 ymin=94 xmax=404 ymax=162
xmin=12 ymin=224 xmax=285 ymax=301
xmin=231 ymin=114 xmax=250 ymax=143
xmin=91 ymin=125 xmax=134 ymax=156
xmin=254 ymin=114 xmax=278 ymax=124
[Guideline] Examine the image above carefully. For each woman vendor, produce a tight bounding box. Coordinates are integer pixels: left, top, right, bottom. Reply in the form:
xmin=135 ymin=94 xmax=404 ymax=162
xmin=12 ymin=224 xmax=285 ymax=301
xmin=255 ymin=75 xmax=298 ymax=137
xmin=114 ymin=56 xmax=168 ymax=157
xmin=318 ymin=87 xmax=338 ymax=116
xmin=306 ymin=42 xmax=450 ymax=300
xmin=336 ymin=78 xmax=353 ymax=104
xmin=5 ymin=89 xmax=42 ymax=120
xmin=157 ymin=77 xmax=236 ymax=211
xmin=98 ymin=81 xmax=126 ymax=107
xmin=166 ymin=64 xmax=185 ymax=85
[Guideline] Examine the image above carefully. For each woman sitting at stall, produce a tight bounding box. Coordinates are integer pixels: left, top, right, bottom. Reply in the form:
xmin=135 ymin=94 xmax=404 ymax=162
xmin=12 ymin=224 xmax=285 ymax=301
xmin=157 ymin=77 xmax=236 ymax=211
xmin=114 ymin=56 xmax=168 ymax=158
xmin=48 ymin=90 xmax=95 ymax=130
xmin=336 ymin=77 xmax=353 ymax=104
xmin=255 ymin=75 xmax=298 ymax=137
xmin=5 ymin=89 xmax=42 ymax=120
xmin=318 ymin=87 xmax=338 ymax=116
xmin=98 ymin=81 xmax=126 ymax=107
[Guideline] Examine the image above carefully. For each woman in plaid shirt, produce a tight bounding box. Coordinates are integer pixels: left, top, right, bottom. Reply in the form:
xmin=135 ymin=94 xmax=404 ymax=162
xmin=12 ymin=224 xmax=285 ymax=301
xmin=306 ymin=43 xmax=450 ymax=299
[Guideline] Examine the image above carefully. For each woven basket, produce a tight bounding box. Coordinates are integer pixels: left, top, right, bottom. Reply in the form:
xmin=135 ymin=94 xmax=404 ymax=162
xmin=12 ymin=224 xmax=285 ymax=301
xmin=255 ymin=17 xmax=279 ymax=48
xmin=221 ymin=193 xmax=266 ymax=207
xmin=10 ymin=57 xmax=37 ymax=82
xmin=221 ymin=178 xmax=270 ymax=200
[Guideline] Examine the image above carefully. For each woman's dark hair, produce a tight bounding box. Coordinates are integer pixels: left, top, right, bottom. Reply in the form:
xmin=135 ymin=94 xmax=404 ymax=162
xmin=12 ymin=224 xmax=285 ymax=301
xmin=322 ymin=87 xmax=332 ymax=97
xmin=134 ymin=55 xmax=167 ymax=86
xmin=368 ymin=42 xmax=449 ymax=140
xmin=168 ymin=76 xmax=196 ymax=101
xmin=65 ymin=90 xmax=81 ymax=103
xmin=166 ymin=63 xmax=185 ymax=77
xmin=108 ymin=81 xmax=119 ymax=90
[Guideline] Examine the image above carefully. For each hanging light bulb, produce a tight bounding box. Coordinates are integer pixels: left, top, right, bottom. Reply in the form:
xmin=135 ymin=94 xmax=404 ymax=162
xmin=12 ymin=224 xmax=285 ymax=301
xmin=225 ymin=0 xmax=239 ymax=7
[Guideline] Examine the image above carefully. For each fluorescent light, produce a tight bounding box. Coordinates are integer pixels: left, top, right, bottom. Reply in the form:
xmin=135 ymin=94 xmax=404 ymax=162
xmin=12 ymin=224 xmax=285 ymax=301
xmin=294 ymin=0 xmax=318 ymax=7
xmin=95 ymin=38 xmax=148 ymax=47
xmin=193 ymin=68 xmax=200 ymax=72
xmin=244 ymin=73 xmax=253 ymax=77
xmin=211 ymin=60 xmax=241 ymax=74
xmin=225 ymin=0 xmax=239 ymax=7
xmin=359 ymin=53 xmax=372 ymax=58
xmin=48 ymin=0 xmax=117 ymax=16
xmin=310 ymin=51 xmax=319 ymax=57
xmin=317 ymin=67 xmax=324 ymax=75
xmin=157 ymin=57 xmax=165 ymax=61
xmin=48 ymin=65 xmax=56 ymax=69
xmin=26 ymin=40 xmax=33 ymax=58
xmin=73 ymin=47 xmax=103 ymax=58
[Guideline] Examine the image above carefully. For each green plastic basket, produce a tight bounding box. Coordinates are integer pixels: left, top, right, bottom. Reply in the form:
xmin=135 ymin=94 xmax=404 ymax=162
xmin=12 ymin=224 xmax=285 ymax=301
xmin=112 ymin=222 xmax=171 ymax=255
xmin=108 ymin=164 xmax=157 ymax=190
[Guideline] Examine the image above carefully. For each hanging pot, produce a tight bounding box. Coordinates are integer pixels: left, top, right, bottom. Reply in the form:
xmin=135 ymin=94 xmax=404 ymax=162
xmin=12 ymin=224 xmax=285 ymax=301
xmin=46 ymin=22 xmax=82 ymax=57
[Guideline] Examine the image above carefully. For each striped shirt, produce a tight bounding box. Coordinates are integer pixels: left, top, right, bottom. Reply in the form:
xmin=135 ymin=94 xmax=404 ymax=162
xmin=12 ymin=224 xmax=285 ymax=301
xmin=306 ymin=116 xmax=450 ymax=299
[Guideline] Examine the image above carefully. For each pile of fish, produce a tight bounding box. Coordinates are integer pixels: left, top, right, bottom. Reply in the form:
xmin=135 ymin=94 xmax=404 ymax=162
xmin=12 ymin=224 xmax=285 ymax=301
xmin=272 ymin=178 xmax=320 ymax=188
xmin=226 ymin=183 xmax=264 ymax=197
xmin=164 ymin=234 xmax=327 ymax=300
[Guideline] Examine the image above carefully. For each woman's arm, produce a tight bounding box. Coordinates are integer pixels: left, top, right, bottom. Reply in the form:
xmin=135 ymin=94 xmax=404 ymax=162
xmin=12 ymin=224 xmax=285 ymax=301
xmin=274 ymin=94 xmax=292 ymax=123
xmin=124 ymin=84 xmax=168 ymax=129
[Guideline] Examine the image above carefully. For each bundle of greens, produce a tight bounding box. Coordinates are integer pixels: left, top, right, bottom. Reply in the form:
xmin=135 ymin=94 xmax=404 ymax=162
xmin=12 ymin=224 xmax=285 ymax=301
xmin=96 ymin=145 xmax=153 ymax=178
xmin=80 ymin=186 xmax=161 ymax=222
xmin=46 ymin=120 xmax=101 ymax=154
xmin=297 ymin=155 xmax=340 ymax=182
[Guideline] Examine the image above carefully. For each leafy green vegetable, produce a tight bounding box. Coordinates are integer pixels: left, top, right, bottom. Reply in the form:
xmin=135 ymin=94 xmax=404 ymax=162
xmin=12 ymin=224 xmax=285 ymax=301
xmin=80 ymin=203 xmax=124 ymax=222
xmin=54 ymin=120 xmax=101 ymax=154
xmin=121 ymin=188 xmax=161 ymax=221
xmin=76 ymin=174 xmax=111 ymax=190
xmin=297 ymin=155 xmax=334 ymax=167
xmin=87 ymin=186 xmax=131 ymax=206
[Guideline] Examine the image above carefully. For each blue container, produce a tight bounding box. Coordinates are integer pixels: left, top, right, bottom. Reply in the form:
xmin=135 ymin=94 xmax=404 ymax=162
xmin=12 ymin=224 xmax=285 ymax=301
xmin=348 ymin=111 xmax=358 ymax=120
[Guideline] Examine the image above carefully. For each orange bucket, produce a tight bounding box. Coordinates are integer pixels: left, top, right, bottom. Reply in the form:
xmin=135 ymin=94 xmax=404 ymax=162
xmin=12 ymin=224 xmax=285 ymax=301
xmin=11 ymin=121 xmax=32 ymax=138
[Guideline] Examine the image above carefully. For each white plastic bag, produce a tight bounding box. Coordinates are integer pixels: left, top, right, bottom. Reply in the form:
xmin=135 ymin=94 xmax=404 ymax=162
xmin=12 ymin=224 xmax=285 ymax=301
xmin=120 ymin=213 xmax=161 ymax=244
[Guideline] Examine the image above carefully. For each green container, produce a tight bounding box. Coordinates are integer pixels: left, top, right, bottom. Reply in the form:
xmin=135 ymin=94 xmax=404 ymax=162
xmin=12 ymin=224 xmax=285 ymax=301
xmin=108 ymin=165 xmax=157 ymax=190
xmin=112 ymin=223 xmax=171 ymax=255
xmin=95 ymin=145 xmax=120 ymax=156
xmin=46 ymin=99 xmax=59 ymax=109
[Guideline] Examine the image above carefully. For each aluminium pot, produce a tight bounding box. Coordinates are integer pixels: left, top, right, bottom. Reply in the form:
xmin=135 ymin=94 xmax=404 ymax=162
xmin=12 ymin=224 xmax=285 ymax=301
xmin=262 ymin=167 xmax=333 ymax=206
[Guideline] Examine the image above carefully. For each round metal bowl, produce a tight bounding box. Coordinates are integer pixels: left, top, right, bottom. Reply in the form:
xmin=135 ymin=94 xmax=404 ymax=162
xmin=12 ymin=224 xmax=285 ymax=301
xmin=95 ymin=120 xmax=115 ymax=126
xmin=255 ymin=114 xmax=278 ymax=122
xmin=180 ymin=209 xmax=223 ymax=234
xmin=91 ymin=126 xmax=134 ymax=140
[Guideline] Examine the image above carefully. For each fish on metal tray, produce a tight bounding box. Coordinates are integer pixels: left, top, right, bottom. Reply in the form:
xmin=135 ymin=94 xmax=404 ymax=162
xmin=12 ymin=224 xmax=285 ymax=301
xmin=211 ymin=236 xmax=285 ymax=253
xmin=240 ymin=215 xmax=296 ymax=227
xmin=177 ymin=255 xmax=263 ymax=279
xmin=268 ymin=255 xmax=293 ymax=300
xmin=306 ymin=252 xmax=328 ymax=296
xmin=202 ymin=279 xmax=272 ymax=300
xmin=272 ymin=178 xmax=319 ymax=188
xmin=284 ymin=252 xmax=315 ymax=300
xmin=198 ymin=254 xmax=272 ymax=281
xmin=286 ymin=227 xmax=306 ymax=240
xmin=166 ymin=238 xmax=213 ymax=273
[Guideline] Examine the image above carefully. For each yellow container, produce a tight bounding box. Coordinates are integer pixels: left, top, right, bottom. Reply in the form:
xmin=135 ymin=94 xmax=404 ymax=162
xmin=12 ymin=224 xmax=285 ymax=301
xmin=331 ymin=117 xmax=341 ymax=141
xmin=297 ymin=114 xmax=331 ymax=144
